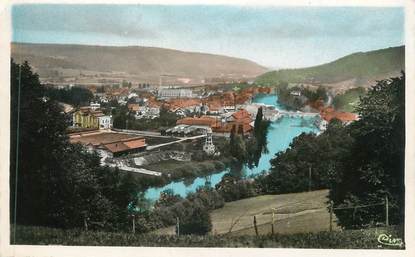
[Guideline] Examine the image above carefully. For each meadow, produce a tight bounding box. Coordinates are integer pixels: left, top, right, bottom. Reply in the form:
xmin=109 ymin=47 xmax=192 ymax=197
xmin=152 ymin=189 xmax=339 ymax=235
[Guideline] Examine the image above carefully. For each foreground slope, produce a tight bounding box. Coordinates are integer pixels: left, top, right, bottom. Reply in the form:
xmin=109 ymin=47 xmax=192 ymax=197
xmin=152 ymin=189 xmax=339 ymax=236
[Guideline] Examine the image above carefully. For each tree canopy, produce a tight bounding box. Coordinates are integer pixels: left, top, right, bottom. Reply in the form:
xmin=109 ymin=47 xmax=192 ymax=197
xmin=10 ymin=59 xmax=140 ymax=231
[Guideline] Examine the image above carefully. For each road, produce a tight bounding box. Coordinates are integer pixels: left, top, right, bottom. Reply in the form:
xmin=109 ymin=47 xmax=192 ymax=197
xmin=118 ymin=165 xmax=162 ymax=176
xmin=105 ymin=158 xmax=162 ymax=176
xmin=146 ymin=134 xmax=206 ymax=150
xmin=111 ymin=128 xmax=180 ymax=139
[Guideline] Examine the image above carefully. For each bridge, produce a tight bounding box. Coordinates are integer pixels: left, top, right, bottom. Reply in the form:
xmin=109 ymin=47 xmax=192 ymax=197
xmin=266 ymin=110 xmax=320 ymax=121
xmin=279 ymin=110 xmax=320 ymax=117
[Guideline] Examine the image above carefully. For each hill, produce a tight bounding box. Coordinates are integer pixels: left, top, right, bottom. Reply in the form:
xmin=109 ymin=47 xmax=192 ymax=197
xmin=255 ymin=46 xmax=404 ymax=88
xmin=11 ymin=42 xmax=268 ymax=85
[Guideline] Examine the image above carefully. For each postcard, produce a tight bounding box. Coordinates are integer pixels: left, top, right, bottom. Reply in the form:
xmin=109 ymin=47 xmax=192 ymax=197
xmin=0 ymin=0 xmax=414 ymax=257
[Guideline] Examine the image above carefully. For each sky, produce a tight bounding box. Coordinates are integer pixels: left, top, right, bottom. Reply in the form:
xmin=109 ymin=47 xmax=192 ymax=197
xmin=11 ymin=4 xmax=404 ymax=69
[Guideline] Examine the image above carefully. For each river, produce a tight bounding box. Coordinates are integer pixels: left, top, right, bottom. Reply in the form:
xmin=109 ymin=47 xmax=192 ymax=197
xmin=144 ymin=94 xmax=320 ymax=201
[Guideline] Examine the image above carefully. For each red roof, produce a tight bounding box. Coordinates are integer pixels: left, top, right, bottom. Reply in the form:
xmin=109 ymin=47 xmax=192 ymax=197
xmin=128 ymin=104 xmax=140 ymax=112
xmin=232 ymin=109 xmax=251 ymax=120
xmin=103 ymin=137 xmax=147 ymax=153
xmin=214 ymin=122 xmax=252 ymax=134
xmin=123 ymin=138 xmax=146 ymax=149
xmin=177 ymin=116 xmax=220 ymax=128
xmin=104 ymin=142 xmax=130 ymax=153
xmin=320 ymin=107 xmax=359 ymax=123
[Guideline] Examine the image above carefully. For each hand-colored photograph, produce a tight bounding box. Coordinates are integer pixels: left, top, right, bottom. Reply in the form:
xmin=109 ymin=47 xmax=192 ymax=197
xmin=8 ymin=3 xmax=405 ymax=249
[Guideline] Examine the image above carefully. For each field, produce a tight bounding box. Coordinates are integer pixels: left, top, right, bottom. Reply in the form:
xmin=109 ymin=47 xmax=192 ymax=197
xmin=152 ymin=189 xmax=340 ymax=236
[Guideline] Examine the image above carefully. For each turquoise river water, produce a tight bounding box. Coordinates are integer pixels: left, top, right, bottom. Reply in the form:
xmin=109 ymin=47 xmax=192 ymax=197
xmin=144 ymin=94 xmax=320 ymax=201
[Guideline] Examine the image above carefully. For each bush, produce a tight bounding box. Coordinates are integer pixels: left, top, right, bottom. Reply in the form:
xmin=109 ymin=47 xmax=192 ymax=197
xmin=216 ymin=174 xmax=258 ymax=202
xmin=180 ymin=206 xmax=212 ymax=235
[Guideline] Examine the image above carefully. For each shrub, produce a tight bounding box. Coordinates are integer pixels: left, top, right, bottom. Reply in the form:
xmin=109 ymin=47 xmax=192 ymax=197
xmin=180 ymin=206 xmax=212 ymax=235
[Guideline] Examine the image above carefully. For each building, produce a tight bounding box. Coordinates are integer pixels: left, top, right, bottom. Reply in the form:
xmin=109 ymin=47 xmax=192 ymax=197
xmin=128 ymin=103 xmax=140 ymax=112
xmin=99 ymin=137 xmax=147 ymax=157
xmin=70 ymin=132 xmax=147 ymax=158
xmin=97 ymin=114 xmax=112 ymax=129
xmin=158 ymin=88 xmax=193 ymax=98
xmin=176 ymin=116 xmax=221 ymax=129
xmin=290 ymin=91 xmax=302 ymax=96
xmin=176 ymin=109 xmax=253 ymax=135
xmin=320 ymin=107 xmax=359 ymax=125
xmin=90 ymin=102 xmax=101 ymax=110
xmin=73 ymin=107 xmax=112 ymax=129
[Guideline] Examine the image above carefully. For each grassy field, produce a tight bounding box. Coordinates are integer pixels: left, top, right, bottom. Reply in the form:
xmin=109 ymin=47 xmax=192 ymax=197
xmin=152 ymin=189 xmax=340 ymax=236
xmin=143 ymin=158 xmax=231 ymax=176
xmin=11 ymin=224 xmax=404 ymax=249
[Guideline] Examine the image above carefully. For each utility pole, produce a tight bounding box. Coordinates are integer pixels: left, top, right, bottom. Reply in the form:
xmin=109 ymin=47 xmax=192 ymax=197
xmin=13 ymin=65 xmax=22 ymax=244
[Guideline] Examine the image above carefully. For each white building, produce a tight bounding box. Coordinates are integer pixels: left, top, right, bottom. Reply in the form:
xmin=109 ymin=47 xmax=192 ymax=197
xmin=158 ymin=88 xmax=193 ymax=98
xmin=90 ymin=102 xmax=101 ymax=110
xmin=290 ymin=91 xmax=302 ymax=96
xmin=97 ymin=115 xmax=112 ymax=129
xmin=128 ymin=93 xmax=138 ymax=99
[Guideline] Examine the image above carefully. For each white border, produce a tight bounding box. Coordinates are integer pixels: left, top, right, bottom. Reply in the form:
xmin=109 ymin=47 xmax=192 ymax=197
xmin=0 ymin=1 xmax=414 ymax=257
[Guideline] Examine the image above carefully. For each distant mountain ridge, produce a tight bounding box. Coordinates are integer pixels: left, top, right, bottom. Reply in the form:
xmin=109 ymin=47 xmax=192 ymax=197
xmin=255 ymin=46 xmax=405 ymax=87
xmin=11 ymin=42 xmax=268 ymax=84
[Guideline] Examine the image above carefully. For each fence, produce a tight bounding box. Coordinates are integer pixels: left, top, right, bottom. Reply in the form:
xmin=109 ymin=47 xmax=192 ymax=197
xmin=246 ymin=196 xmax=391 ymax=236
xmin=328 ymin=195 xmax=389 ymax=232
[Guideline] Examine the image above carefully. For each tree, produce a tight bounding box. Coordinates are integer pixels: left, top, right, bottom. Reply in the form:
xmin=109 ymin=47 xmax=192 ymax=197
xmin=44 ymin=86 xmax=93 ymax=106
xmin=263 ymin=119 xmax=353 ymax=194
xmin=254 ymin=107 xmax=263 ymax=134
xmin=154 ymin=189 xmax=183 ymax=208
xmin=330 ymin=73 xmax=405 ymax=228
xmin=229 ymin=134 xmax=247 ymax=163
xmin=180 ymin=206 xmax=212 ymax=235
xmin=247 ymin=107 xmax=270 ymax=168
xmin=10 ymin=59 xmax=140 ymax=231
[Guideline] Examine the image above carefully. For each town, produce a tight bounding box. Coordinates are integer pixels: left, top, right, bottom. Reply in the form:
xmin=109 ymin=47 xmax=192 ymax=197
xmin=62 ymin=80 xmax=358 ymax=178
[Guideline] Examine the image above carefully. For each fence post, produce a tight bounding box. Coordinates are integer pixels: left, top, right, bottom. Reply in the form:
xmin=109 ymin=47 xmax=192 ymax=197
xmin=132 ymin=215 xmax=135 ymax=234
xmin=84 ymin=217 xmax=88 ymax=231
xmin=385 ymin=196 xmax=389 ymax=227
xmin=329 ymin=201 xmax=333 ymax=232
xmin=271 ymin=211 xmax=275 ymax=235
xmin=176 ymin=217 xmax=180 ymax=236
xmin=253 ymin=215 xmax=258 ymax=236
